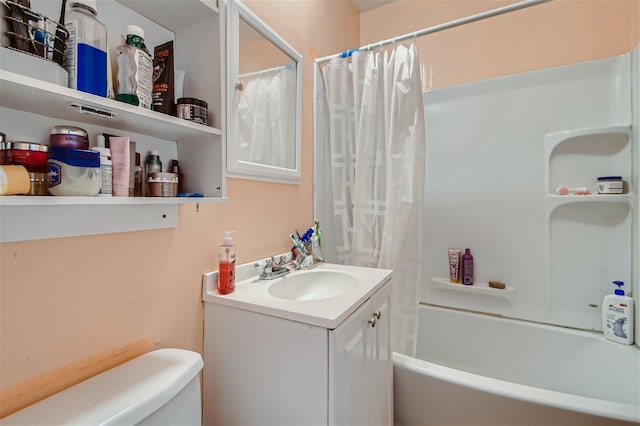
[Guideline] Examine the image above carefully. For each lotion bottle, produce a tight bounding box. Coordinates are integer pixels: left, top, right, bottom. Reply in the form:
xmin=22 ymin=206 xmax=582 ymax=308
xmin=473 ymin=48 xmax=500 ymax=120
xmin=461 ymin=248 xmax=474 ymax=285
xmin=218 ymin=231 xmax=236 ymax=295
xmin=602 ymin=281 xmax=634 ymax=345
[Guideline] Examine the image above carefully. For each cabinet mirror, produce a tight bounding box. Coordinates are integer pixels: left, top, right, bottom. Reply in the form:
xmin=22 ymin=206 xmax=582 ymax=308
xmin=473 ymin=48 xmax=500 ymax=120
xmin=226 ymin=0 xmax=302 ymax=184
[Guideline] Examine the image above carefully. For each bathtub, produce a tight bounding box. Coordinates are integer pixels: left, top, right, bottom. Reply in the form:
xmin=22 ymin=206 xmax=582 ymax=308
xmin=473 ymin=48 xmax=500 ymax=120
xmin=393 ymin=305 xmax=640 ymax=425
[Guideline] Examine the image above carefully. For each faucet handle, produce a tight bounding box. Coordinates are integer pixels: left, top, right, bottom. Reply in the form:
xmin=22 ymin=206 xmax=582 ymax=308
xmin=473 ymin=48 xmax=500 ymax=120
xmin=254 ymin=258 xmax=273 ymax=275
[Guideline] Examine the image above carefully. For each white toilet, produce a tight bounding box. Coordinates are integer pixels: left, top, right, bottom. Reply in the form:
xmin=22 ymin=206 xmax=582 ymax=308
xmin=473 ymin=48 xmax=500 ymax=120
xmin=1 ymin=348 xmax=203 ymax=425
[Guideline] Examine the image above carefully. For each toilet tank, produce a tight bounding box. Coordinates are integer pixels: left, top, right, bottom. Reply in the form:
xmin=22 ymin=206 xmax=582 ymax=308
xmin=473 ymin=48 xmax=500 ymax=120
xmin=1 ymin=348 xmax=203 ymax=425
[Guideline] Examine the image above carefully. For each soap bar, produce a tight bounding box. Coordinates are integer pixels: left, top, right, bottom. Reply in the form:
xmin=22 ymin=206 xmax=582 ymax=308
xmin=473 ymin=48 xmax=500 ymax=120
xmin=488 ymin=281 xmax=506 ymax=289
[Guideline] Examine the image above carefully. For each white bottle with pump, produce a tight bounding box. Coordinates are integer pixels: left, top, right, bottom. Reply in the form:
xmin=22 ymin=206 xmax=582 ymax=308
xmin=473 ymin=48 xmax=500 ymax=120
xmin=602 ymin=281 xmax=634 ymax=345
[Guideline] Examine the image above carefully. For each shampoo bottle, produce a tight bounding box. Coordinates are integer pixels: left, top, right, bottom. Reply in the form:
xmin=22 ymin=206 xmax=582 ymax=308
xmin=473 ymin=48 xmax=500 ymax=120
xmin=602 ymin=281 xmax=634 ymax=345
xmin=218 ymin=231 xmax=236 ymax=295
xmin=461 ymin=248 xmax=474 ymax=285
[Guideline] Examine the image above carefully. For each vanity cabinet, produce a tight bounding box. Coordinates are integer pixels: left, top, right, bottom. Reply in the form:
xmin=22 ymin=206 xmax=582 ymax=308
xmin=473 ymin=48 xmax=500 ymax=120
xmin=0 ymin=0 xmax=225 ymax=242
xmin=202 ymin=279 xmax=392 ymax=426
xmin=330 ymin=280 xmax=392 ymax=425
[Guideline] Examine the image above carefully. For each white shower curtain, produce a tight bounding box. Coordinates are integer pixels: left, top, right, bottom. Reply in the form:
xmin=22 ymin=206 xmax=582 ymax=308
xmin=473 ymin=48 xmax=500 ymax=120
xmin=315 ymin=44 xmax=425 ymax=355
xmin=238 ymin=65 xmax=296 ymax=169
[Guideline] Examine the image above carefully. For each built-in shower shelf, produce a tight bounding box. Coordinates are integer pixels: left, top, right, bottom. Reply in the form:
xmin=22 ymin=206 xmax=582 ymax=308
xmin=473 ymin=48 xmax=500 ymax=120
xmin=431 ymin=277 xmax=514 ymax=301
xmin=545 ymin=193 xmax=633 ymax=211
xmin=543 ymin=125 xmax=630 ymax=157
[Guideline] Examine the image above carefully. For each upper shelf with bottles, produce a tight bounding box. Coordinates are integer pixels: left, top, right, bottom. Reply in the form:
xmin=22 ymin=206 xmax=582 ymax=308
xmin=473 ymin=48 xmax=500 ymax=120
xmin=0 ymin=0 xmax=222 ymax=140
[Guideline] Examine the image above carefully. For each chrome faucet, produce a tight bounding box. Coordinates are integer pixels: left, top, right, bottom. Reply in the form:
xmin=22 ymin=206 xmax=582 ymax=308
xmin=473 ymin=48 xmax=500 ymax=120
xmin=254 ymin=255 xmax=298 ymax=280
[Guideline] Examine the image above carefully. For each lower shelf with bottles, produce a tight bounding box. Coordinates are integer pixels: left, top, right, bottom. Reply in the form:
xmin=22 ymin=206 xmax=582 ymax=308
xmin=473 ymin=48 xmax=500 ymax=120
xmin=431 ymin=277 xmax=515 ymax=301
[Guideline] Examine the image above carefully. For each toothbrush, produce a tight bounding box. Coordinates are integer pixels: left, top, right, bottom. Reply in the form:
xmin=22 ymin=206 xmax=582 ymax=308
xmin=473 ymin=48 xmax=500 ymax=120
xmin=555 ymin=186 xmax=589 ymax=195
xmin=290 ymin=234 xmax=307 ymax=256
xmin=314 ymin=220 xmax=322 ymax=248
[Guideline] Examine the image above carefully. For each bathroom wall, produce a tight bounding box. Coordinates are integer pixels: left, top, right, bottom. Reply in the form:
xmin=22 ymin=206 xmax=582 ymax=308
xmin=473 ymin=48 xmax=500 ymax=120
xmin=0 ymin=0 xmax=360 ymax=417
xmin=361 ymin=0 xmax=637 ymax=91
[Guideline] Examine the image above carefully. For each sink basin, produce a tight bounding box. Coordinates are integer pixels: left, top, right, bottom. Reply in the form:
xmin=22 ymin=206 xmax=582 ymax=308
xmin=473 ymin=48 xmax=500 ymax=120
xmin=267 ymin=270 xmax=360 ymax=301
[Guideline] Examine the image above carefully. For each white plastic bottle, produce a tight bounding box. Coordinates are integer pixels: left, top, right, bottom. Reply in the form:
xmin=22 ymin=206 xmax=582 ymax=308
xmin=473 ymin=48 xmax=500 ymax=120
xmin=115 ymin=25 xmax=153 ymax=108
xmin=602 ymin=281 xmax=634 ymax=345
xmin=63 ymin=0 xmax=108 ymax=97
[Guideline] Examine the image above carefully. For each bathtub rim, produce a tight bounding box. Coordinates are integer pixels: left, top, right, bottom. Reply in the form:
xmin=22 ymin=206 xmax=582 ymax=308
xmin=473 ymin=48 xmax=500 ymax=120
xmin=393 ymin=352 xmax=640 ymax=424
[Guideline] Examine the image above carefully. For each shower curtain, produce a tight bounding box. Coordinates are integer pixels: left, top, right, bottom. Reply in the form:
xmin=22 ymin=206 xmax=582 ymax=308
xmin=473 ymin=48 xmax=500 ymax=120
xmin=314 ymin=44 xmax=425 ymax=355
xmin=238 ymin=65 xmax=296 ymax=169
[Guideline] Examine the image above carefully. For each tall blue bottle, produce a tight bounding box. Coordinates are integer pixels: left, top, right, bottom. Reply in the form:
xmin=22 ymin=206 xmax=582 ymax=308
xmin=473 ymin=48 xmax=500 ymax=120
xmin=63 ymin=0 xmax=108 ymax=97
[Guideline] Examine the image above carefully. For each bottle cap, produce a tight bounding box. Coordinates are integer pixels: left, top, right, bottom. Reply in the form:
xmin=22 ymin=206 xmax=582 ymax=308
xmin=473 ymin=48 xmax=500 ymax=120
xmin=126 ymin=25 xmax=144 ymax=39
xmin=70 ymin=0 xmax=97 ymax=13
xmin=223 ymin=231 xmax=236 ymax=246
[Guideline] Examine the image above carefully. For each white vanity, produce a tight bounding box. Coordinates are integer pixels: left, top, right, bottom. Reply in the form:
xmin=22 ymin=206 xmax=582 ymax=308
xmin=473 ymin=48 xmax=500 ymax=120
xmin=201 ymin=261 xmax=393 ymax=425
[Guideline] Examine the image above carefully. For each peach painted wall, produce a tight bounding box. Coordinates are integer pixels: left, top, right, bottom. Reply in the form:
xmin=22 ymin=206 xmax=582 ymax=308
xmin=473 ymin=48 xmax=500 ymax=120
xmin=0 ymin=0 xmax=359 ymax=416
xmin=361 ymin=0 xmax=638 ymax=90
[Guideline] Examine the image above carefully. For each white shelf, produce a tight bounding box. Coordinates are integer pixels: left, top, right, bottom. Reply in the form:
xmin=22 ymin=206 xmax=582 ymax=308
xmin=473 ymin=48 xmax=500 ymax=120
xmin=0 ymin=0 xmax=225 ymax=242
xmin=117 ymin=0 xmax=219 ymax=30
xmin=545 ymin=193 xmax=633 ymax=212
xmin=0 ymin=70 xmax=221 ymax=141
xmin=544 ymin=124 xmax=630 ymax=157
xmin=0 ymin=195 xmax=229 ymax=206
xmin=431 ymin=277 xmax=514 ymax=301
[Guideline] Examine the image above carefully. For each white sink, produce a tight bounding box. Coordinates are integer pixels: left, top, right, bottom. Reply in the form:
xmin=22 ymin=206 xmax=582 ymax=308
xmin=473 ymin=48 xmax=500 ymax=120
xmin=267 ymin=270 xmax=360 ymax=301
xmin=203 ymin=261 xmax=392 ymax=329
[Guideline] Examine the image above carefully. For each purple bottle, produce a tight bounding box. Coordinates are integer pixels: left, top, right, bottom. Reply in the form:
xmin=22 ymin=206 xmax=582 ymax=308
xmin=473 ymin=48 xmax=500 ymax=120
xmin=462 ymin=248 xmax=474 ymax=285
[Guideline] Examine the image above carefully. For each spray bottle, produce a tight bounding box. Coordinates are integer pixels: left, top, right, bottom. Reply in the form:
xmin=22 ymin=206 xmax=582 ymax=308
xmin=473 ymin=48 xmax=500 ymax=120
xmin=218 ymin=231 xmax=236 ymax=295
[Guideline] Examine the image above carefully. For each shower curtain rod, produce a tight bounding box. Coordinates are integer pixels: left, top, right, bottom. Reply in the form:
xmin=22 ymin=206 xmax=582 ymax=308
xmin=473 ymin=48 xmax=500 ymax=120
xmin=315 ymin=0 xmax=552 ymax=64
xmin=239 ymin=63 xmax=294 ymax=80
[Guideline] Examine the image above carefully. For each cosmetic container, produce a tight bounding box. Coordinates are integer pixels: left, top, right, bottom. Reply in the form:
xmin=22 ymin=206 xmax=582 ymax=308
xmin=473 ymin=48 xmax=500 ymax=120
xmin=47 ymin=146 xmax=100 ymax=196
xmin=177 ymin=97 xmax=208 ymax=125
xmin=3 ymin=142 xmax=49 ymax=173
xmin=0 ymin=165 xmax=31 ymax=195
xmin=91 ymin=147 xmax=112 ymax=196
xmin=50 ymin=125 xmax=89 ymax=149
xmin=597 ymin=176 xmax=624 ymax=194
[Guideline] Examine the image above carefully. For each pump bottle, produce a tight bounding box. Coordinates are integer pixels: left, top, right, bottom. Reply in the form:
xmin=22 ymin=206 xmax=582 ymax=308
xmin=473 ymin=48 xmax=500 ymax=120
xmin=218 ymin=231 xmax=236 ymax=295
xmin=602 ymin=281 xmax=634 ymax=345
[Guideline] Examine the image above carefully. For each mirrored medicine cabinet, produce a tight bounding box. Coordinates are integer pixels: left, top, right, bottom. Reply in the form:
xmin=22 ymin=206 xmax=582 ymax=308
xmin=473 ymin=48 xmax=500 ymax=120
xmin=225 ymin=0 xmax=302 ymax=184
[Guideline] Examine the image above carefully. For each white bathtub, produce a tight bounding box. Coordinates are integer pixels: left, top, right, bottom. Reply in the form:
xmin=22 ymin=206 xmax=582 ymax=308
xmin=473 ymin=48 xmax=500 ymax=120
xmin=393 ymin=305 xmax=640 ymax=425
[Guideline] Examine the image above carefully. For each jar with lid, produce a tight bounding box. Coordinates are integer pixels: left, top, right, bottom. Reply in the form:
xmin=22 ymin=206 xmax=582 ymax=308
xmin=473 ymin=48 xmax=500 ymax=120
xmin=50 ymin=126 xmax=89 ymax=149
xmin=176 ymin=97 xmax=208 ymax=125
xmin=47 ymin=146 xmax=100 ymax=196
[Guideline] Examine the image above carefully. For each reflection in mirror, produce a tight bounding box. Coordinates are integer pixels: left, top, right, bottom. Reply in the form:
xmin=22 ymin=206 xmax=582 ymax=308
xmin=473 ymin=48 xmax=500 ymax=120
xmin=237 ymin=17 xmax=296 ymax=170
xmin=227 ymin=0 xmax=302 ymax=184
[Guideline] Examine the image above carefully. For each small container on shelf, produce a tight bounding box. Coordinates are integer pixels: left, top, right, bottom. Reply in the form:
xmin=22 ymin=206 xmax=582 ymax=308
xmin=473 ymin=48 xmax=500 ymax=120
xmin=47 ymin=146 xmax=100 ymax=196
xmin=50 ymin=125 xmax=89 ymax=149
xmin=147 ymin=172 xmax=178 ymax=197
xmin=597 ymin=176 xmax=624 ymax=194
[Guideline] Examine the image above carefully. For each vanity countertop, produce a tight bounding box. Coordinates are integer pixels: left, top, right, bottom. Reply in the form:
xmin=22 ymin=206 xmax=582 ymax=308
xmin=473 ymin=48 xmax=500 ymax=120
xmin=202 ymin=260 xmax=392 ymax=329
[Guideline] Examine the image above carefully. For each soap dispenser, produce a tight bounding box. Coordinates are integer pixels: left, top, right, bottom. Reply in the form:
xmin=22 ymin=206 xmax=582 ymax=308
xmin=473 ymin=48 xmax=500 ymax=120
xmin=218 ymin=231 xmax=236 ymax=295
xmin=602 ymin=281 xmax=634 ymax=345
